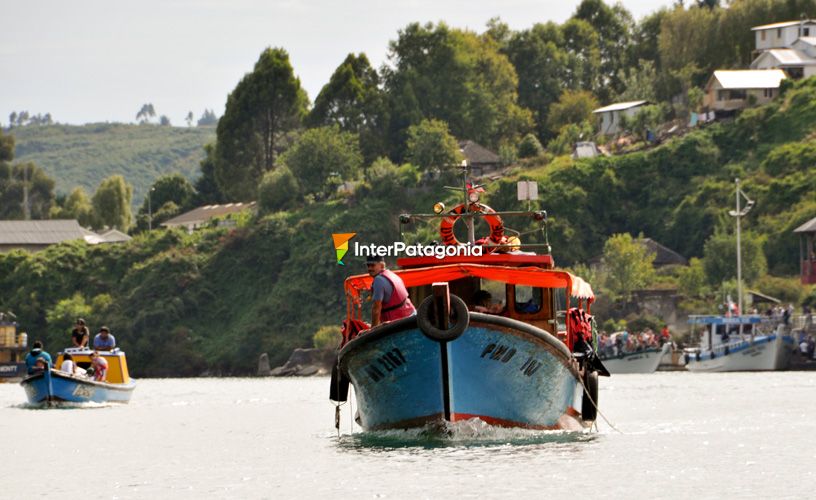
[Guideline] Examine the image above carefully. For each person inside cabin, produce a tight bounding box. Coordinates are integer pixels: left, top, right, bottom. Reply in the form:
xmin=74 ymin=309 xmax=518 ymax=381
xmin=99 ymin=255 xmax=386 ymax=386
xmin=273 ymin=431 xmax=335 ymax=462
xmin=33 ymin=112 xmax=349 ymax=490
xmin=71 ymin=318 xmax=90 ymax=348
xmin=93 ymin=326 xmax=116 ymax=351
xmin=470 ymin=290 xmax=505 ymax=315
xmin=366 ymin=255 xmax=416 ymax=327
xmin=24 ymin=341 xmax=52 ymax=374
xmin=89 ymin=351 xmax=108 ymax=382
xmin=59 ymin=353 xmax=84 ymax=376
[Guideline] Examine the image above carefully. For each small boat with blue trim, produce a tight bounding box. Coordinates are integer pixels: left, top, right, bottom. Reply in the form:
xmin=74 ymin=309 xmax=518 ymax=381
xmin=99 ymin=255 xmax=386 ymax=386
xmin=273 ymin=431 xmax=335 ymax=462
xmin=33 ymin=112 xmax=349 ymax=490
xmin=20 ymin=348 xmax=136 ymax=405
xmin=330 ymin=172 xmax=608 ymax=431
xmin=684 ymin=315 xmax=795 ymax=372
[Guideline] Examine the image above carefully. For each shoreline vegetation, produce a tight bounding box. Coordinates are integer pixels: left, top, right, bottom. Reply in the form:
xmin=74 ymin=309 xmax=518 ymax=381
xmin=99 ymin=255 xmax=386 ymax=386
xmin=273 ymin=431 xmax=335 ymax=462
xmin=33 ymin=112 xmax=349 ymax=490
xmin=2 ymin=0 xmax=816 ymax=376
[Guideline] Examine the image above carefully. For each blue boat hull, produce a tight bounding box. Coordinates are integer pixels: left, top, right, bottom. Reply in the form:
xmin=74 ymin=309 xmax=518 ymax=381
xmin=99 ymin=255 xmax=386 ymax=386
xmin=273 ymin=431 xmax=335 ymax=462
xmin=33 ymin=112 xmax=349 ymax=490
xmin=339 ymin=313 xmax=584 ymax=430
xmin=20 ymin=370 xmax=135 ymax=405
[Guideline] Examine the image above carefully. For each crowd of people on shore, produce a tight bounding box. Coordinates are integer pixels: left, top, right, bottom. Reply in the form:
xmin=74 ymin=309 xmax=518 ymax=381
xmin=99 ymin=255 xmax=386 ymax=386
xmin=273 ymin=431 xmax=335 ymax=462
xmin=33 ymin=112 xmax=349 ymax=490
xmin=597 ymin=326 xmax=671 ymax=359
xmin=23 ymin=318 xmax=117 ymax=381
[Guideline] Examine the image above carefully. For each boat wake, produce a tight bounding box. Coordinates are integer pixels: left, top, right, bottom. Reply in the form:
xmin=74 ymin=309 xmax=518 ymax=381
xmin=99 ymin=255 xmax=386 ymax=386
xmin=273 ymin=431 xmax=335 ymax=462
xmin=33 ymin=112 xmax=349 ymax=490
xmin=12 ymin=401 xmax=115 ymax=410
xmin=337 ymin=418 xmax=596 ymax=449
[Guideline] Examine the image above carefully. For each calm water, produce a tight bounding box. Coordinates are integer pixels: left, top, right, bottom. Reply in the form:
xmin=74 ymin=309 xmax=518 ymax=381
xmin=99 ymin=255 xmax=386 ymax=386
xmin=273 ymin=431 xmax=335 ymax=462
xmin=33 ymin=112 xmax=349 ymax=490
xmin=1 ymin=373 xmax=815 ymax=499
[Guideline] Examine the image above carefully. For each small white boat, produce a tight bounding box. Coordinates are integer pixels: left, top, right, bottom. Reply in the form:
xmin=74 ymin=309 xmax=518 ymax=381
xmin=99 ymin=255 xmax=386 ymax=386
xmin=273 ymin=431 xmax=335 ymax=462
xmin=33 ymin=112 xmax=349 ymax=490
xmin=684 ymin=315 xmax=795 ymax=372
xmin=599 ymin=343 xmax=671 ymax=374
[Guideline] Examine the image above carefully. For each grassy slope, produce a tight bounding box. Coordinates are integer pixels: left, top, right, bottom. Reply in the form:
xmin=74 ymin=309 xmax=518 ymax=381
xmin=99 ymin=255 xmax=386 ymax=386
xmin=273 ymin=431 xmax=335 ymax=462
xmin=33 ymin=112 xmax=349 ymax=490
xmin=10 ymin=123 xmax=215 ymax=207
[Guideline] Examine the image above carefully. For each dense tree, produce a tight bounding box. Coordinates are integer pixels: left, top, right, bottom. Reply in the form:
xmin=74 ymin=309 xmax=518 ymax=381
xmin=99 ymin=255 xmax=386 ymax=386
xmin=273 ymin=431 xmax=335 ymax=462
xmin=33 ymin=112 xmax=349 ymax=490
xmin=307 ymin=53 xmax=386 ymax=162
xmin=703 ymin=230 xmax=768 ymax=285
xmin=0 ymin=161 xmax=56 ymax=219
xmin=258 ymin=166 xmax=300 ymax=213
xmin=197 ymin=109 xmax=218 ymax=126
xmin=504 ymin=23 xmax=574 ymax=141
xmin=136 ymin=104 xmax=156 ymax=124
xmin=571 ymin=0 xmax=633 ymax=100
xmin=282 ymin=126 xmax=362 ymax=198
xmin=0 ymin=129 xmax=13 ymax=162
xmin=92 ymin=175 xmax=133 ymax=231
xmin=517 ymin=133 xmax=544 ymax=158
xmin=215 ymin=48 xmax=309 ymax=200
xmin=546 ymin=90 xmax=599 ymax=135
xmin=52 ymin=187 xmax=94 ymax=226
xmin=615 ymin=60 xmax=658 ymax=103
xmin=600 ymin=233 xmax=656 ymax=300
xmin=192 ymin=144 xmax=224 ymax=206
xmin=404 ymin=119 xmax=463 ymax=173
xmin=139 ymin=173 xmax=195 ymax=217
xmin=560 ymin=18 xmax=603 ymax=95
xmin=384 ymin=22 xmax=532 ymax=157
xmin=159 ymin=115 xmax=171 ymax=126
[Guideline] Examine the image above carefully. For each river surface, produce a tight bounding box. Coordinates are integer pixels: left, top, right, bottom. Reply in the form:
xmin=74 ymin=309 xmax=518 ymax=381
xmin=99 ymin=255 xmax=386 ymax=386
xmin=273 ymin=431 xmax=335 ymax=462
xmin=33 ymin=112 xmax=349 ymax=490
xmin=1 ymin=372 xmax=814 ymax=499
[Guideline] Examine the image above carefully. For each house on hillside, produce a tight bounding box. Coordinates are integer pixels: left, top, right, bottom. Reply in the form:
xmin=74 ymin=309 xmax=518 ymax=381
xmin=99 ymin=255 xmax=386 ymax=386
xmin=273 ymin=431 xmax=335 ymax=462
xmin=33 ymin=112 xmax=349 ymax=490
xmin=703 ymin=69 xmax=786 ymax=115
xmin=459 ymin=140 xmax=501 ymax=176
xmin=794 ymin=215 xmax=816 ymax=284
xmin=749 ymin=20 xmax=816 ymax=79
xmin=161 ymin=202 xmax=256 ymax=232
xmin=752 ymin=20 xmax=816 ymax=53
xmin=0 ymin=220 xmax=102 ymax=252
xmin=592 ymin=101 xmax=648 ymax=135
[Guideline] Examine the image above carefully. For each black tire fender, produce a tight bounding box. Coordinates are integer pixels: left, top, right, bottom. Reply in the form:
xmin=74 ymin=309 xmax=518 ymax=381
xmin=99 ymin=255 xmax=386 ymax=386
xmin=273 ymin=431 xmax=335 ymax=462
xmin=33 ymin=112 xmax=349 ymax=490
xmin=581 ymin=370 xmax=599 ymax=422
xmin=417 ymin=294 xmax=469 ymax=342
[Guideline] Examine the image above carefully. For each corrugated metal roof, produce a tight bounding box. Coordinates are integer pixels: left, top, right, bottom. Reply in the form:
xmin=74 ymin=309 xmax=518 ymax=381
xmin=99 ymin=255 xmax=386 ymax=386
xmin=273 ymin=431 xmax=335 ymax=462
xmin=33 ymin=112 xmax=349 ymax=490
xmin=592 ymin=100 xmax=648 ymax=114
xmin=751 ymin=20 xmax=816 ymax=31
xmin=794 ymin=215 xmax=816 ymax=233
xmin=99 ymin=229 xmax=132 ymax=243
xmin=763 ymin=49 xmax=816 ymax=65
xmin=0 ymin=220 xmax=88 ymax=245
xmin=711 ymin=69 xmax=786 ymax=89
xmin=162 ymin=202 xmax=257 ymax=227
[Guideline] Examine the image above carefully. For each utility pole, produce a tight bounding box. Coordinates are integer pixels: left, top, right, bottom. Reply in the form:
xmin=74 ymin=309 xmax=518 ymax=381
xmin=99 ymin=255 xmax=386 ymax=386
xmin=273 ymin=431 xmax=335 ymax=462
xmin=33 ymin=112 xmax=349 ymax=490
xmin=21 ymin=164 xmax=31 ymax=220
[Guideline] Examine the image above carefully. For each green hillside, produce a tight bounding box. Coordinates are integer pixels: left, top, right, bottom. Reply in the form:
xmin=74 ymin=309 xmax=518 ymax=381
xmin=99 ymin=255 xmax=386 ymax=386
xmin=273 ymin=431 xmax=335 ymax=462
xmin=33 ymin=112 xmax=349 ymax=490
xmin=2 ymin=79 xmax=815 ymax=377
xmin=10 ymin=123 xmax=215 ymax=207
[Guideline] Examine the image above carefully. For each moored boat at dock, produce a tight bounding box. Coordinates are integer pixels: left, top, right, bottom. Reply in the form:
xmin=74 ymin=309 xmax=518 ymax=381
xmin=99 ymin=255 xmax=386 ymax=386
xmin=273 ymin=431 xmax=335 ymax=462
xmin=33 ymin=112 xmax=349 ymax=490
xmin=684 ymin=315 xmax=794 ymax=372
xmin=599 ymin=342 xmax=671 ymax=374
xmin=0 ymin=315 xmax=27 ymax=383
xmin=20 ymin=348 xmax=136 ymax=405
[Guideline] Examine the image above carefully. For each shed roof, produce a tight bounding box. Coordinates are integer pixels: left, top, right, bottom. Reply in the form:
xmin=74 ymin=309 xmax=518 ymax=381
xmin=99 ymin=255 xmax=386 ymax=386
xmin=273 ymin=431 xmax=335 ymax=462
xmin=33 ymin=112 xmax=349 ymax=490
xmin=592 ymin=100 xmax=648 ymax=114
xmin=793 ymin=215 xmax=816 ymax=233
xmin=459 ymin=140 xmax=500 ymax=165
xmin=640 ymin=238 xmax=689 ymax=267
xmin=161 ymin=202 xmax=256 ymax=227
xmin=99 ymin=229 xmax=133 ymax=243
xmin=709 ymin=69 xmax=786 ymax=89
xmin=0 ymin=220 xmax=89 ymax=245
xmin=751 ymin=20 xmax=816 ymax=31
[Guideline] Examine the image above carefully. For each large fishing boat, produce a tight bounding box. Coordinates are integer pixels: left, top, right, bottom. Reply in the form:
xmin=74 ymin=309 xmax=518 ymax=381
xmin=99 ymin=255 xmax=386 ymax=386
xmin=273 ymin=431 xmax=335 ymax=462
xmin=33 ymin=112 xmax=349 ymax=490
xmin=684 ymin=315 xmax=794 ymax=372
xmin=330 ymin=172 xmax=607 ymax=431
xmin=20 ymin=348 xmax=136 ymax=405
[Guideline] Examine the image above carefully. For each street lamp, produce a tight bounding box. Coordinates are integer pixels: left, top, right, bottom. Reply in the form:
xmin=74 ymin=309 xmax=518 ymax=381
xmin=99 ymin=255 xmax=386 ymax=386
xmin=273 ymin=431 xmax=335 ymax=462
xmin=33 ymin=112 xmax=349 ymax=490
xmin=728 ymin=178 xmax=755 ymax=314
xmin=147 ymin=187 xmax=156 ymax=231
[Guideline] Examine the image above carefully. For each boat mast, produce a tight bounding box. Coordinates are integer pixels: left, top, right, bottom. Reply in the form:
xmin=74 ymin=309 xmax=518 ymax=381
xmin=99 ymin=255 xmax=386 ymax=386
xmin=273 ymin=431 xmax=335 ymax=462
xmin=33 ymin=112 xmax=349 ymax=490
xmin=729 ymin=177 xmax=755 ymax=316
xmin=461 ymin=160 xmax=475 ymax=244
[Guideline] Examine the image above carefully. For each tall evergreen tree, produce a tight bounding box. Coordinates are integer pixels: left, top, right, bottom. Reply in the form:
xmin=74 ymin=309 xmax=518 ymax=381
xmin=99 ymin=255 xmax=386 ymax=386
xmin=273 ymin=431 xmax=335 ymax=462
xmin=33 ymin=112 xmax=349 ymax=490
xmin=215 ymin=48 xmax=309 ymax=201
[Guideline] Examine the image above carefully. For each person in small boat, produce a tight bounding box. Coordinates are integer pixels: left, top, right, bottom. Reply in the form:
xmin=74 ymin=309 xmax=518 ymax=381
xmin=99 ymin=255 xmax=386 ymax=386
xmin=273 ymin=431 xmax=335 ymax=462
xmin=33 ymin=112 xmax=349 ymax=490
xmin=24 ymin=341 xmax=52 ymax=374
xmin=71 ymin=318 xmax=90 ymax=348
xmin=93 ymin=326 xmax=116 ymax=351
xmin=89 ymin=351 xmax=108 ymax=382
xmin=470 ymin=290 xmax=505 ymax=314
xmin=366 ymin=255 xmax=416 ymax=327
xmin=59 ymin=353 xmax=85 ymax=375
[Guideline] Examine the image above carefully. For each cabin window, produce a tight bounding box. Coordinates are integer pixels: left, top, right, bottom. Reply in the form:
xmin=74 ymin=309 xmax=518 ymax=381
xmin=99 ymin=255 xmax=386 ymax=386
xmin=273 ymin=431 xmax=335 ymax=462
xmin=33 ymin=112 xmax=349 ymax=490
xmin=730 ymin=89 xmax=747 ymax=100
xmin=777 ymin=28 xmax=782 ymax=38
xmin=805 ymin=28 xmax=810 ymax=36
xmin=476 ymin=279 xmax=507 ymax=313
xmin=761 ymin=31 xmax=766 ymax=41
xmin=514 ymin=286 xmax=542 ymax=314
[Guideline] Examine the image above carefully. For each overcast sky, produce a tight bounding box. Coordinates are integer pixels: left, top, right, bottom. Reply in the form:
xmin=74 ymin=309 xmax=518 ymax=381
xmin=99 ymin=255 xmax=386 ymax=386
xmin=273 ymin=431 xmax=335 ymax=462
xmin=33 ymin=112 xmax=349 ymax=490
xmin=1 ymin=0 xmax=671 ymax=126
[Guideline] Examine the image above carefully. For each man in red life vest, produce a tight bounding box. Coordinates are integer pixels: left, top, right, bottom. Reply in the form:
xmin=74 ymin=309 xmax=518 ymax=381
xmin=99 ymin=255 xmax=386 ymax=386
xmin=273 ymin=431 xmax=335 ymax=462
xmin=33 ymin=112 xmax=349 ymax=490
xmin=367 ymin=255 xmax=416 ymax=326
